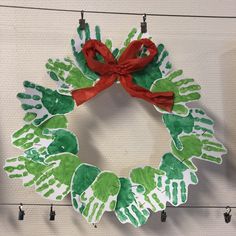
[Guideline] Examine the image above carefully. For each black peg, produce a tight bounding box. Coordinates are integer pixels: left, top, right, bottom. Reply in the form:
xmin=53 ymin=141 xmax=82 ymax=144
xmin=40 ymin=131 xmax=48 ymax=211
xmin=79 ymin=10 xmax=86 ymax=30
xmin=18 ymin=203 xmax=25 ymax=220
xmin=141 ymin=13 xmax=147 ymax=33
xmin=224 ymin=206 xmax=232 ymax=223
xmin=49 ymin=204 xmax=56 ymax=221
xmin=161 ymin=210 xmax=167 ymax=222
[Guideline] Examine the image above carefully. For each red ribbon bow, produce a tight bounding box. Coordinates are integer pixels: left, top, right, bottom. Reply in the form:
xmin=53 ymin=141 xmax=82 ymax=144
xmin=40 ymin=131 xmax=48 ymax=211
xmin=71 ymin=38 xmax=174 ymax=112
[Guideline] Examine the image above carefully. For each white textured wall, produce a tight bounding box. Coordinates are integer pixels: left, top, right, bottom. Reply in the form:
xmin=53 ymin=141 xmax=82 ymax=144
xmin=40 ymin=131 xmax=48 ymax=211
xmin=0 ymin=1 xmax=236 ymax=235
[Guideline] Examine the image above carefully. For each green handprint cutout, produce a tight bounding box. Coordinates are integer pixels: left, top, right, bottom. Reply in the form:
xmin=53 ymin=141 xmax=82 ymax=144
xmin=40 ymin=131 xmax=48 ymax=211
xmin=171 ymin=133 xmax=227 ymax=171
xmin=46 ymin=57 xmax=94 ymax=95
xmin=80 ymin=171 xmax=120 ymax=223
xmin=4 ymin=156 xmax=47 ymax=187
xmin=130 ymin=166 xmax=166 ymax=212
xmin=151 ymin=70 xmax=201 ymax=116
xmin=12 ymin=115 xmax=67 ymax=151
xmin=35 ymin=153 xmax=81 ymax=200
xmin=17 ymin=81 xmax=74 ymax=126
xmin=115 ymin=177 xmax=150 ymax=227
xmin=25 ymin=128 xmax=79 ymax=163
xmin=163 ymin=108 xmax=215 ymax=149
xmin=71 ymin=164 xmax=101 ymax=214
xmin=159 ymin=153 xmax=198 ymax=206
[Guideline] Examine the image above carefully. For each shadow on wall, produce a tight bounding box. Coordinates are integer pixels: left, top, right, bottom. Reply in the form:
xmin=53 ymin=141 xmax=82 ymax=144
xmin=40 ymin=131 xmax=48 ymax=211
xmin=69 ymin=74 xmax=236 ymax=232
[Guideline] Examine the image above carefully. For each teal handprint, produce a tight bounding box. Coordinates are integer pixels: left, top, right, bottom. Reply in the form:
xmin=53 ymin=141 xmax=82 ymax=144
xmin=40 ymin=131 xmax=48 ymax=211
xmin=35 ymin=153 xmax=81 ymax=200
xmin=46 ymin=57 xmax=94 ymax=95
xmin=71 ymin=164 xmax=101 ymax=213
xmin=4 ymin=156 xmax=47 ymax=187
xmin=130 ymin=166 xmax=166 ymax=212
xmin=115 ymin=177 xmax=150 ymax=227
xmin=151 ymin=70 xmax=201 ymax=116
xmin=163 ymin=108 xmax=215 ymax=149
xmin=12 ymin=115 xmax=67 ymax=151
xmin=25 ymin=128 xmax=79 ymax=163
xmin=17 ymin=81 xmax=74 ymax=125
xmin=159 ymin=153 xmax=198 ymax=206
xmin=171 ymin=133 xmax=227 ymax=171
xmin=80 ymin=171 xmax=120 ymax=223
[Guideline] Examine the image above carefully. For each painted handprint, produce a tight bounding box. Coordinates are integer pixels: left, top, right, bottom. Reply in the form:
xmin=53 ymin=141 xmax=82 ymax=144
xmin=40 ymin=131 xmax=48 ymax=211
xmin=71 ymin=23 xmax=119 ymax=81
xmin=35 ymin=153 xmax=81 ymax=200
xmin=71 ymin=164 xmax=101 ymax=214
xmin=12 ymin=115 xmax=67 ymax=151
xmin=118 ymin=28 xmax=172 ymax=89
xmin=115 ymin=177 xmax=150 ymax=227
xmin=4 ymin=156 xmax=47 ymax=187
xmin=46 ymin=57 xmax=94 ymax=95
xmin=151 ymin=70 xmax=201 ymax=116
xmin=25 ymin=128 xmax=79 ymax=163
xmin=163 ymin=108 xmax=215 ymax=149
xmin=171 ymin=133 xmax=227 ymax=171
xmin=17 ymin=81 xmax=74 ymax=126
xmin=130 ymin=166 xmax=166 ymax=212
xmin=159 ymin=153 xmax=198 ymax=206
xmin=80 ymin=171 xmax=120 ymax=223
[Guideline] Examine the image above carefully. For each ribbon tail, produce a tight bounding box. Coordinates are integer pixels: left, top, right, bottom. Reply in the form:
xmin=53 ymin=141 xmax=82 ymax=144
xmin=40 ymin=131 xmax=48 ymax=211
xmin=71 ymin=75 xmax=116 ymax=106
xmin=119 ymin=75 xmax=174 ymax=112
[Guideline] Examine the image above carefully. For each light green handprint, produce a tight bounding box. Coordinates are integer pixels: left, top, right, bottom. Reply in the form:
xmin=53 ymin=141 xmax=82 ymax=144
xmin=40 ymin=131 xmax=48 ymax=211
xmin=17 ymin=81 xmax=74 ymax=126
xmin=4 ymin=156 xmax=47 ymax=187
xmin=151 ymin=70 xmax=201 ymax=116
xmin=80 ymin=171 xmax=120 ymax=223
xmin=12 ymin=115 xmax=67 ymax=151
xmin=46 ymin=57 xmax=94 ymax=95
xmin=171 ymin=133 xmax=227 ymax=171
xmin=158 ymin=153 xmax=198 ymax=206
xmin=130 ymin=166 xmax=166 ymax=212
xmin=35 ymin=153 xmax=81 ymax=200
xmin=115 ymin=177 xmax=150 ymax=227
xmin=24 ymin=128 xmax=79 ymax=163
xmin=163 ymin=108 xmax=215 ymax=149
xmin=71 ymin=164 xmax=101 ymax=214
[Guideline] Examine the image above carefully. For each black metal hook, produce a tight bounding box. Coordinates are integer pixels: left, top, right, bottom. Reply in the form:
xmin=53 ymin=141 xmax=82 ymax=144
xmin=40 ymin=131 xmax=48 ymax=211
xmin=224 ymin=206 xmax=232 ymax=223
xmin=18 ymin=203 xmax=25 ymax=220
xmin=141 ymin=13 xmax=147 ymax=33
xmin=161 ymin=210 xmax=167 ymax=222
xmin=49 ymin=204 xmax=56 ymax=221
xmin=79 ymin=10 xmax=86 ymax=30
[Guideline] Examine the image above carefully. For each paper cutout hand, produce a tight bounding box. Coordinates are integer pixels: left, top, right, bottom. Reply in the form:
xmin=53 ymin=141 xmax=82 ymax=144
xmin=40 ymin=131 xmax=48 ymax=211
xmin=115 ymin=177 xmax=150 ymax=227
xmin=4 ymin=156 xmax=47 ymax=187
xmin=71 ymin=164 xmax=101 ymax=213
xmin=17 ymin=81 xmax=74 ymax=125
xmin=171 ymin=133 xmax=227 ymax=171
xmin=159 ymin=153 xmax=198 ymax=206
xmin=130 ymin=166 xmax=166 ymax=212
xmin=12 ymin=115 xmax=67 ymax=151
xmin=80 ymin=171 xmax=120 ymax=223
xmin=163 ymin=108 xmax=215 ymax=150
xmin=46 ymin=57 xmax=94 ymax=95
xmin=151 ymin=70 xmax=201 ymax=115
xmin=35 ymin=153 xmax=81 ymax=200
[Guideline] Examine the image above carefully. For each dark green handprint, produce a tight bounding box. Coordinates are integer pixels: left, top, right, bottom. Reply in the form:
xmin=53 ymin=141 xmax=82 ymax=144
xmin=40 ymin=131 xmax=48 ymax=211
xmin=46 ymin=57 xmax=94 ymax=95
xmin=163 ymin=108 xmax=215 ymax=149
xmin=17 ymin=81 xmax=74 ymax=125
xmin=159 ymin=153 xmax=198 ymax=206
xmin=71 ymin=163 xmax=101 ymax=213
xmin=115 ymin=177 xmax=150 ymax=227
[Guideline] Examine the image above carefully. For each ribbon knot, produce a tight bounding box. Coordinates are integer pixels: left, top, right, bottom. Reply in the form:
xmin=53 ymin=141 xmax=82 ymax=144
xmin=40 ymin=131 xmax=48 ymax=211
xmin=71 ymin=38 xmax=174 ymax=112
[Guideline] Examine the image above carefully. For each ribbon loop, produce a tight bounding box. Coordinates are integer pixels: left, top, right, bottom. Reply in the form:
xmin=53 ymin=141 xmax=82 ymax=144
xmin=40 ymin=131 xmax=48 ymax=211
xmin=72 ymin=38 xmax=174 ymax=112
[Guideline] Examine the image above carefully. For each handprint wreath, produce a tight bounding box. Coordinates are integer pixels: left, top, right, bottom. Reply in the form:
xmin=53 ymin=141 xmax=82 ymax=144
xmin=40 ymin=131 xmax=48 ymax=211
xmin=4 ymin=23 xmax=227 ymax=227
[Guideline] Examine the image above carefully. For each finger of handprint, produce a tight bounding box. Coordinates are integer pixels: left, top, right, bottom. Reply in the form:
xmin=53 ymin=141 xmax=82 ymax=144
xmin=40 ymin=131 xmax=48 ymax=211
xmin=172 ymin=103 xmax=189 ymax=116
xmin=131 ymin=205 xmax=149 ymax=226
xmin=202 ymin=139 xmax=227 ymax=152
xmin=147 ymin=192 xmax=165 ymax=211
xmin=156 ymin=44 xmax=172 ymax=76
xmin=179 ymin=84 xmax=201 ymax=94
xmin=175 ymin=92 xmax=201 ymax=103
xmin=168 ymin=70 xmax=183 ymax=81
xmin=181 ymin=158 xmax=198 ymax=171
